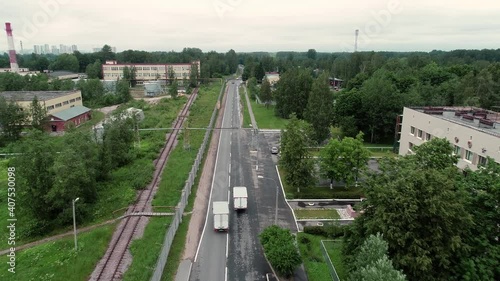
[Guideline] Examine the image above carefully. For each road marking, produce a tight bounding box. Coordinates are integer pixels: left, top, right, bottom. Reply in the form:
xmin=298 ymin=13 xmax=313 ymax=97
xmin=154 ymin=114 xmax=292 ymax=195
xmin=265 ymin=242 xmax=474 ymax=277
xmin=229 ymin=163 xmax=231 ymax=173
xmin=230 ymin=152 xmax=231 ymax=157
xmin=226 ymin=233 xmax=229 ymax=258
xmin=228 ymin=190 xmax=230 ymax=201
xmin=256 ymin=165 xmax=258 ymax=171
xmin=225 ymin=266 xmax=228 ymax=281
xmin=228 ymin=175 xmax=231 ymax=187
xmin=194 ymin=82 xmax=228 ymax=263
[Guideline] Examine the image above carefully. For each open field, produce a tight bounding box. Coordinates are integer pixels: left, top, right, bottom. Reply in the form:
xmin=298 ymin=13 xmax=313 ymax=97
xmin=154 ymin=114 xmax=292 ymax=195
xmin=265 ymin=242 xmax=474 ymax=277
xmin=294 ymin=209 xmax=341 ymax=219
xmin=250 ymin=99 xmax=288 ymax=129
xmin=0 ymin=224 xmax=116 ymax=281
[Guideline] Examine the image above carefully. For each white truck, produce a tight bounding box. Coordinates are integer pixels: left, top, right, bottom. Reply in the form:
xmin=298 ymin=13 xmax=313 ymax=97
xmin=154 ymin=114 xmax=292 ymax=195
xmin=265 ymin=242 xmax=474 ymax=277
xmin=213 ymin=201 xmax=229 ymax=231
xmin=233 ymin=186 xmax=248 ymax=211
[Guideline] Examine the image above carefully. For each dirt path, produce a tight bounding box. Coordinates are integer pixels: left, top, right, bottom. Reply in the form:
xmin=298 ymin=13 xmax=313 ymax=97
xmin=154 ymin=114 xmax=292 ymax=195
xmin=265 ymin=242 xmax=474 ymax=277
xmin=181 ymin=86 xmax=228 ymax=261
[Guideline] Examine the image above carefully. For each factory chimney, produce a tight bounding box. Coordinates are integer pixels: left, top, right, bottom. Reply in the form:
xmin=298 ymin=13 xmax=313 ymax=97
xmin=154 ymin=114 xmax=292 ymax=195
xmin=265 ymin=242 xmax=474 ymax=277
xmin=354 ymin=29 xmax=359 ymax=52
xmin=5 ymin=23 xmax=19 ymax=72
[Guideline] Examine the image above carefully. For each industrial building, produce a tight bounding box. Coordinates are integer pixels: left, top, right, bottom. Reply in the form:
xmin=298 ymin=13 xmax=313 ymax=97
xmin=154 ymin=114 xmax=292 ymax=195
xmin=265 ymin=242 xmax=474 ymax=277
xmin=397 ymin=106 xmax=500 ymax=171
xmin=102 ymin=60 xmax=200 ymax=84
xmin=264 ymin=72 xmax=280 ymax=86
xmin=0 ymin=90 xmax=91 ymax=132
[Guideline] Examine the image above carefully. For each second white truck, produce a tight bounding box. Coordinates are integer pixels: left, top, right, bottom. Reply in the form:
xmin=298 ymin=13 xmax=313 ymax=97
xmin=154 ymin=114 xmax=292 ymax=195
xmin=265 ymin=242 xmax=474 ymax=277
xmin=213 ymin=201 xmax=229 ymax=231
xmin=233 ymin=186 xmax=248 ymax=211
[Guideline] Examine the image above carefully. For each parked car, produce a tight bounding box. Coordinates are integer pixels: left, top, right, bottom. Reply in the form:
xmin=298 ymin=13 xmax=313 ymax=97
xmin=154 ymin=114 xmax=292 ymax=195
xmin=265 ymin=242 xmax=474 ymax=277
xmin=271 ymin=146 xmax=279 ymax=154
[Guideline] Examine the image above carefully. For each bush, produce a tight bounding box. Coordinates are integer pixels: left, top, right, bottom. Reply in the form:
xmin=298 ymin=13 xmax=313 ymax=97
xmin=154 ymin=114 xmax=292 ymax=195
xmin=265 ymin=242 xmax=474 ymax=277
xmin=303 ymin=223 xmax=347 ymax=239
xmin=260 ymin=225 xmax=302 ymax=278
xmin=303 ymin=226 xmax=328 ymax=236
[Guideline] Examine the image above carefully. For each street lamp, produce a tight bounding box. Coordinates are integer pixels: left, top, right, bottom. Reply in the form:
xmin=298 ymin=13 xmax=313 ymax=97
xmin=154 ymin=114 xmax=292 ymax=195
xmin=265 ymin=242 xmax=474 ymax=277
xmin=258 ymin=176 xmax=279 ymax=225
xmin=72 ymin=197 xmax=80 ymax=251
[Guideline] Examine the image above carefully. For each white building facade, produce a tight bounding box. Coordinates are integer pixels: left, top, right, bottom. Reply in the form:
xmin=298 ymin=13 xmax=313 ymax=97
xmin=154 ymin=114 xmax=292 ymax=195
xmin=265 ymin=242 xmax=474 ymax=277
xmin=102 ymin=60 xmax=200 ymax=84
xmin=398 ymin=107 xmax=500 ymax=171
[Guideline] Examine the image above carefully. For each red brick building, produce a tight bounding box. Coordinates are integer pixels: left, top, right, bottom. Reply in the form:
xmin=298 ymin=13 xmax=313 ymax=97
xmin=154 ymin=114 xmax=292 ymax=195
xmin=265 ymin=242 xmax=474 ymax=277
xmin=48 ymin=105 xmax=91 ymax=132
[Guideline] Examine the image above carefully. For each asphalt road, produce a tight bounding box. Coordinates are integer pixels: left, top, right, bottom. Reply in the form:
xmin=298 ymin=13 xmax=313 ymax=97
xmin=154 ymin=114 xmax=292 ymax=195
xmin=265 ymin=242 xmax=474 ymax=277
xmin=189 ymin=82 xmax=236 ymax=281
xmin=190 ymin=80 xmax=307 ymax=281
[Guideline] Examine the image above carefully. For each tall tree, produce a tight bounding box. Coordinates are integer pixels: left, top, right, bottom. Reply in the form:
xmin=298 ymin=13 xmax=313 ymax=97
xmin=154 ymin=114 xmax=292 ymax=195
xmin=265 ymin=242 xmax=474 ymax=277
xmin=0 ymin=97 xmax=26 ymax=143
xmin=343 ymin=138 xmax=473 ymax=281
xmin=86 ymin=59 xmax=102 ymax=79
xmin=116 ymin=79 xmax=131 ymax=103
xmin=260 ymin=78 xmax=272 ymax=107
xmin=304 ymin=73 xmax=334 ymax=143
xmin=458 ymin=160 xmax=500 ymax=281
xmin=320 ymin=132 xmax=370 ymax=188
xmin=279 ymin=114 xmax=315 ymax=192
xmin=274 ymin=67 xmax=313 ymax=119
xmin=169 ymin=79 xmax=178 ymax=99
xmin=168 ymin=66 xmax=176 ymax=84
xmin=29 ymin=96 xmax=48 ymax=131
xmin=349 ymin=233 xmax=406 ymax=281
xmin=49 ymin=53 xmax=79 ymax=72
xmin=189 ymin=62 xmax=199 ymax=88
xmin=307 ymin=48 xmax=317 ymax=60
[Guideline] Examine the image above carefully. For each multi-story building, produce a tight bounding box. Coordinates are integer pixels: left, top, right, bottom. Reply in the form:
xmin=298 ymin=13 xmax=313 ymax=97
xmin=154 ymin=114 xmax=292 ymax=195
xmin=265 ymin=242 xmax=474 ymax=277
xmin=102 ymin=60 xmax=201 ymax=84
xmin=0 ymin=90 xmax=91 ymax=132
xmin=397 ymin=106 xmax=500 ymax=171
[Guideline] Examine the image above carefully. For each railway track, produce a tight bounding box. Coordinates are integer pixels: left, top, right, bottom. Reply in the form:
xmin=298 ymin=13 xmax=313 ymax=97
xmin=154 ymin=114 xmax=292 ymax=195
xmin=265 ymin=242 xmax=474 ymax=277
xmin=89 ymin=89 xmax=199 ymax=281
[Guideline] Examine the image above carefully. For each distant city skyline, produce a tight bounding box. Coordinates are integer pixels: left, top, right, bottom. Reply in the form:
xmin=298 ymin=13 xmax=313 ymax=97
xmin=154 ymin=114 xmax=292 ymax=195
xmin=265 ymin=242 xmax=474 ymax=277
xmin=1 ymin=1 xmax=499 ymax=53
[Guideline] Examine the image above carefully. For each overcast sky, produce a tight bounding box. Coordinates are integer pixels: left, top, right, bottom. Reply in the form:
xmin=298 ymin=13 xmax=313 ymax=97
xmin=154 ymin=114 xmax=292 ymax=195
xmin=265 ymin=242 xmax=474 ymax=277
xmin=1 ymin=0 xmax=500 ymax=53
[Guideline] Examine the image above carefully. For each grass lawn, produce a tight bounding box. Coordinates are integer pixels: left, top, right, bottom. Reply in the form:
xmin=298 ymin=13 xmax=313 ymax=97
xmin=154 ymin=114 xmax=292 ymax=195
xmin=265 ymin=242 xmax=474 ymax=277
xmin=160 ymin=214 xmax=191 ymax=281
xmin=297 ymin=233 xmax=336 ymax=281
xmin=123 ymin=217 xmax=172 ymax=281
xmin=0 ymin=224 xmax=116 ymax=281
xmin=76 ymin=110 xmax=105 ymax=132
xmin=294 ymin=209 xmax=340 ymax=219
xmin=125 ymin=82 xmax=221 ymax=278
xmin=249 ymin=99 xmax=288 ymax=129
xmin=324 ymin=240 xmax=347 ymax=280
xmin=239 ymin=86 xmax=252 ymax=128
xmin=278 ymin=167 xmax=364 ymax=199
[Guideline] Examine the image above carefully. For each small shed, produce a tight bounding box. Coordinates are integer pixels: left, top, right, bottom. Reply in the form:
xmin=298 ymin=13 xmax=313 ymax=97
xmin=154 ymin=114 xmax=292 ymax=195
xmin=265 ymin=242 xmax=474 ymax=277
xmin=48 ymin=105 xmax=91 ymax=132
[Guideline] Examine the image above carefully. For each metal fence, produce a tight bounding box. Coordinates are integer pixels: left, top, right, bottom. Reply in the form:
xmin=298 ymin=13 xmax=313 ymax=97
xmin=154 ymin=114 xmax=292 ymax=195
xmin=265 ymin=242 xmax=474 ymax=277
xmin=150 ymin=83 xmax=226 ymax=281
xmin=320 ymin=240 xmax=342 ymax=281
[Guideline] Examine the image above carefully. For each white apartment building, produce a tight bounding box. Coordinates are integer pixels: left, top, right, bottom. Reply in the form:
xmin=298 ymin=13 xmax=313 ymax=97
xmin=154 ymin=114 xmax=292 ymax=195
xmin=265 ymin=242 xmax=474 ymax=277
xmin=398 ymin=107 xmax=500 ymax=171
xmin=102 ymin=60 xmax=201 ymax=84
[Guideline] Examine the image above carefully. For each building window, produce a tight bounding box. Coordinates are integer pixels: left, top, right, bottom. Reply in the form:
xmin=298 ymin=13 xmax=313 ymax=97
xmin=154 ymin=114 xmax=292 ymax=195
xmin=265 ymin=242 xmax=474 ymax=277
xmin=70 ymin=99 xmax=76 ymax=103
xmin=408 ymin=142 xmax=414 ymax=152
xmin=478 ymin=155 xmax=488 ymax=167
xmin=63 ymin=101 xmax=69 ymax=105
xmin=453 ymin=145 xmax=461 ymax=155
xmin=76 ymin=97 xmax=81 ymax=101
xmin=46 ymin=105 xmax=54 ymax=110
xmin=55 ymin=103 xmax=62 ymax=108
xmin=143 ymin=67 xmax=150 ymax=70
xmin=417 ymin=129 xmax=423 ymax=139
xmin=465 ymin=150 xmax=473 ymax=162
xmin=410 ymin=126 xmax=415 ymax=135
xmin=425 ymin=133 xmax=431 ymax=141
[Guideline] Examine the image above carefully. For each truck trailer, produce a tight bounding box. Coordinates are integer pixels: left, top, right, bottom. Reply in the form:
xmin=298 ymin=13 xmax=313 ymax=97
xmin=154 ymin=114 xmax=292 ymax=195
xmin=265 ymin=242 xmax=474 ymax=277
xmin=233 ymin=186 xmax=248 ymax=211
xmin=213 ymin=201 xmax=229 ymax=231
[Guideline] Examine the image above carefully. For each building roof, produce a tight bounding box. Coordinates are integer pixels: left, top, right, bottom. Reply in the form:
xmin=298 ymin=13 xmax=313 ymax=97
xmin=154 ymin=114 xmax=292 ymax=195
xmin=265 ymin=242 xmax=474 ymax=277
xmin=47 ymin=71 xmax=79 ymax=78
xmin=0 ymin=90 xmax=79 ymax=102
xmin=50 ymin=105 xmax=91 ymax=121
xmin=411 ymin=106 xmax=500 ymax=138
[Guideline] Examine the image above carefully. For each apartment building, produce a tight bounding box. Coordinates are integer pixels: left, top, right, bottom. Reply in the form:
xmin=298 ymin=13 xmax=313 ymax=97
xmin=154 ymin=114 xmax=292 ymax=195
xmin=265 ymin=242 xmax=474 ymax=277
xmin=398 ymin=107 xmax=500 ymax=171
xmin=102 ymin=60 xmax=201 ymax=84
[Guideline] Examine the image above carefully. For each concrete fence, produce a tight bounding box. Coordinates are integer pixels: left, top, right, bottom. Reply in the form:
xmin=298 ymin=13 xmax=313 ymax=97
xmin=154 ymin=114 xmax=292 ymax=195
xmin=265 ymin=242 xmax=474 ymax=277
xmin=150 ymin=83 xmax=226 ymax=281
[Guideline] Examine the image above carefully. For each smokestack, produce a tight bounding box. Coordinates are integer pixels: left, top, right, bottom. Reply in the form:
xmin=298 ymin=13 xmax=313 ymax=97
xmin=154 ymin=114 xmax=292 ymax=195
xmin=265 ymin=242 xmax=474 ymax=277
xmin=354 ymin=29 xmax=359 ymax=52
xmin=20 ymin=40 xmax=23 ymax=54
xmin=5 ymin=23 xmax=19 ymax=72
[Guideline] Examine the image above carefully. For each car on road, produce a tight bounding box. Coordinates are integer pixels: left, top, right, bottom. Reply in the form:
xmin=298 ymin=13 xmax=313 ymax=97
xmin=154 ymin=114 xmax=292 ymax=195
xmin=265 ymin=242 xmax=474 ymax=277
xmin=271 ymin=146 xmax=279 ymax=154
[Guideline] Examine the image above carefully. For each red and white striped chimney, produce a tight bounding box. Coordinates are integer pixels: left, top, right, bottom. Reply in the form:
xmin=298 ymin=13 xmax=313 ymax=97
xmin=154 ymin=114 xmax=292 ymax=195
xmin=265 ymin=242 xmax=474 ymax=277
xmin=5 ymin=23 xmax=19 ymax=72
